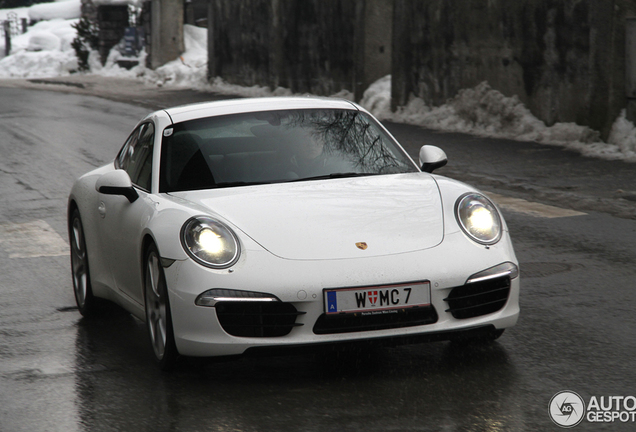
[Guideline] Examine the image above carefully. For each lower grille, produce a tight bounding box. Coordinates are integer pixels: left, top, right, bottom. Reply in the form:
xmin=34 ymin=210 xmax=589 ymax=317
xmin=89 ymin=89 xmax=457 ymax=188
xmin=313 ymin=306 xmax=438 ymax=335
xmin=444 ymin=276 xmax=511 ymax=319
xmin=215 ymin=301 xmax=304 ymax=337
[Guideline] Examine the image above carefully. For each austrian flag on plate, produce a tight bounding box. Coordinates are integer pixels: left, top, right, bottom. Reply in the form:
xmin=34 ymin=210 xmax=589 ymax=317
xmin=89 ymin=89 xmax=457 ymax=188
xmin=368 ymin=290 xmax=378 ymax=305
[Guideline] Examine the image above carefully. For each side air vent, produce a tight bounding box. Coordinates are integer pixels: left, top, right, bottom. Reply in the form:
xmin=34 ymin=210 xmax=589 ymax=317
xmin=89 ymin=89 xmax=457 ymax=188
xmin=444 ymin=276 xmax=511 ymax=319
xmin=215 ymin=301 xmax=304 ymax=337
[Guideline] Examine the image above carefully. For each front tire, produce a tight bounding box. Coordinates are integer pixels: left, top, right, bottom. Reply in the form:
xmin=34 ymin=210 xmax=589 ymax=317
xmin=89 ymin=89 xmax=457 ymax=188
xmin=69 ymin=208 xmax=99 ymax=317
xmin=144 ymin=243 xmax=179 ymax=370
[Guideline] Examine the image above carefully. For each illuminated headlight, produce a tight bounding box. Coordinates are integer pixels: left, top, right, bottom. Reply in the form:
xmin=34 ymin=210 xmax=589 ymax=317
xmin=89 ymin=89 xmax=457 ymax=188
xmin=455 ymin=193 xmax=502 ymax=245
xmin=181 ymin=216 xmax=240 ymax=268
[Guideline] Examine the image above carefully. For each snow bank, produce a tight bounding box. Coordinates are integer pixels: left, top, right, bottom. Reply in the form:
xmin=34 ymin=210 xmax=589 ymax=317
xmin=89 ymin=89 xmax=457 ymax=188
xmin=607 ymin=110 xmax=636 ymax=160
xmin=0 ymin=7 xmax=29 ymax=22
xmin=141 ymin=25 xmax=209 ymax=88
xmin=92 ymin=0 xmax=142 ymax=6
xmin=0 ymin=49 xmax=77 ymax=77
xmin=0 ymin=18 xmax=78 ymax=77
xmin=360 ymin=76 xmax=636 ymax=162
xmin=27 ymin=30 xmax=61 ymax=51
xmin=28 ymin=0 xmax=81 ymax=22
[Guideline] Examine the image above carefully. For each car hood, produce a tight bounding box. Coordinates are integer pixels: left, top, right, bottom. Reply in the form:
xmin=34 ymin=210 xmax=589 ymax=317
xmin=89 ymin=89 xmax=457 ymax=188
xmin=174 ymin=173 xmax=444 ymax=260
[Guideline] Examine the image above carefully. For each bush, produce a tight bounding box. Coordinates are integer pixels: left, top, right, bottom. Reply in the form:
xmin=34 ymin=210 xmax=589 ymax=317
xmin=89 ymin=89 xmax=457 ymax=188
xmin=71 ymin=16 xmax=98 ymax=71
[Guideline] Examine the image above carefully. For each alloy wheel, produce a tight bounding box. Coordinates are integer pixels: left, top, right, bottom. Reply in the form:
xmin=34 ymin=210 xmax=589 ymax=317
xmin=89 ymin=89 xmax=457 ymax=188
xmin=145 ymin=251 xmax=168 ymax=360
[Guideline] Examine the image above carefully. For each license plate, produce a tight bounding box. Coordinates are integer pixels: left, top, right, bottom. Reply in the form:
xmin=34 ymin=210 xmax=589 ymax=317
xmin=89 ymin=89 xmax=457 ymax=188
xmin=324 ymin=281 xmax=431 ymax=315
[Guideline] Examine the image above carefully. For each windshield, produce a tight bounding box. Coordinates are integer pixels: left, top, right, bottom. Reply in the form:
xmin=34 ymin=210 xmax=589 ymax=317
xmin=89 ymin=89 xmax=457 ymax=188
xmin=159 ymin=108 xmax=418 ymax=192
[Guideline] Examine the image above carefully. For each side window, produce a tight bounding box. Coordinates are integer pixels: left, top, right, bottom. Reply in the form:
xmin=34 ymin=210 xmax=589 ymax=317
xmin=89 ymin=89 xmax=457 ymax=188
xmin=117 ymin=129 xmax=139 ymax=171
xmin=117 ymin=123 xmax=155 ymax=191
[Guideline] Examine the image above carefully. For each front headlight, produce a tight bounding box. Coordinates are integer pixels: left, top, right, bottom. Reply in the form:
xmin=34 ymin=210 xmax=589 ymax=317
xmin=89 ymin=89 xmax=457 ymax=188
xmin=455 ymin=193 xmax=502 ymax=245
xmin=181 ymin=216 xmax=240 ymax=268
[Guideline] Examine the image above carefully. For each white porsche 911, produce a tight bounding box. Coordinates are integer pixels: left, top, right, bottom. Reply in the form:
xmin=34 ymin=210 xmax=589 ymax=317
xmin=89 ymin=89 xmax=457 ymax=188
xmin=68 ymin=96 xmax=519 ymax=370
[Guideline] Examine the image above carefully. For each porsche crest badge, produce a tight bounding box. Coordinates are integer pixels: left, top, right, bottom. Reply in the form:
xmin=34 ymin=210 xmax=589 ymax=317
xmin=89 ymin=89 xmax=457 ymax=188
xmin=355 ymin=242 xmax=368 ymax=250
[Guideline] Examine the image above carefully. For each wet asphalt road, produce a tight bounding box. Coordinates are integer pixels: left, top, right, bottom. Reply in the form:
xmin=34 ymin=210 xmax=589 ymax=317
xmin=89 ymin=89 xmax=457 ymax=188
xmin=1 ymin=86 xmax=636 ymax=431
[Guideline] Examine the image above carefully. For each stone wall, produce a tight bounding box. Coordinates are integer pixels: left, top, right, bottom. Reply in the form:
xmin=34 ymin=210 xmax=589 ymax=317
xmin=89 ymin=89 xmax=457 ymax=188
xmin=209 ymin=0 xmax=360 ymax=96
xmin=208 ymin=0 xmax=636 ymax=137
xmin=97 ymin=5 xmax=128 ymax=65
xmin=148 ymin=0 xmax=184 ymax=69
xmin=392 ymin=0 xmax=636 ymax=138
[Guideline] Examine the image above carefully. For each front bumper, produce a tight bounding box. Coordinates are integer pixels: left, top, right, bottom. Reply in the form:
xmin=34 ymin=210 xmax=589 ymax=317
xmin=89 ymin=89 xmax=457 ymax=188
xmin=164 ymin=231 xmax=520 ymax=357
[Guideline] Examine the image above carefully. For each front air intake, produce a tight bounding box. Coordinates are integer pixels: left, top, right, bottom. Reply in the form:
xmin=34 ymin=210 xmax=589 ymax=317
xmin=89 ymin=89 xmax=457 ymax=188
xmin=444 ymin=276 xmax=511 ymax=319
xmin=215 ymin=301 xmax=304 ymax=337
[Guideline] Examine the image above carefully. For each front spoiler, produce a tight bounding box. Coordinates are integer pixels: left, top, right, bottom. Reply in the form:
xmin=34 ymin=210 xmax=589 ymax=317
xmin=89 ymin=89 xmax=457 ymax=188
xmin=233 ymin=324 xmax=501 ymax=359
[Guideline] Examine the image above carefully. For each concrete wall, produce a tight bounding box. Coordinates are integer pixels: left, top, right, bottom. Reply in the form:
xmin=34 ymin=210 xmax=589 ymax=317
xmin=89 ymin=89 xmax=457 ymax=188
xmin=97 ymin=5 xmax=128 ymax=65
xmin=148 ymin=0 xmax=184 ymax=69
xmin=392 ymin=0 xmax=636 ymax=138
xmin=209 ymin=0 xmax=391 ymax=99
xmin=627 ymin=18 xmax=636 ymax=122
xmin=357 ymin=0 xmax=393 ymax=98
xmin=209 ymin=0 xmax=276 ymax=87
xmin=208 ymin=0 xmax=636 ymax=137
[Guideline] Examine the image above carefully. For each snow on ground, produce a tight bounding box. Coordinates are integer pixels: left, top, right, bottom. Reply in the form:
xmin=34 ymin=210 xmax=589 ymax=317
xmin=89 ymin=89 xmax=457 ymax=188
xmin=360 ymin=77 xmax=636 ymax=162
xmin=0 ymin=6 xmax=634 ymax=161
xmin=0 ymin=17 xmax=79 ymax=77
xmin=28 ymin=0 xmax=80 ymax=22
xmin=0 ymin=5 xmax=29 ymax=22
xmin=0 ymin=0 xmax=80 ymax=76
xmin=0 ymin=16 xmax=78 ymax=78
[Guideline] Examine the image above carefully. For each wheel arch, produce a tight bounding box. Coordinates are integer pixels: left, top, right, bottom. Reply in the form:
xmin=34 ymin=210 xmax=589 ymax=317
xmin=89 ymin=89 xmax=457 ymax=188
xmin=67 ymin=198 xmax=79 ymax=218
xmin=141 ymin=233 xmax=158 ymax=288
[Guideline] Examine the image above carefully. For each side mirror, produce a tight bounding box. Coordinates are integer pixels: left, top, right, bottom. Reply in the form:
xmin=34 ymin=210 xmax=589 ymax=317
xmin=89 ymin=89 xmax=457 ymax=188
xmin=95 ymin=170 xmax=139 ymax=203
xmin=419 ymin=145 xmax=448 ymax=173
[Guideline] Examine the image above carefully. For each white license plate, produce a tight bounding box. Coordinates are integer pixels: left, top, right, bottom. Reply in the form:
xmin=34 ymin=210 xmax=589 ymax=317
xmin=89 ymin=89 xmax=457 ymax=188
xmin=324 ymin=281 xmax=431 ymax=315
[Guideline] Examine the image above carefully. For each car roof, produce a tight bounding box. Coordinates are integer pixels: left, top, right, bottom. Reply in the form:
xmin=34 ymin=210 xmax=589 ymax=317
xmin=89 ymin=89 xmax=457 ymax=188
xmin=162 ymin=96 xmax=362 ymax=124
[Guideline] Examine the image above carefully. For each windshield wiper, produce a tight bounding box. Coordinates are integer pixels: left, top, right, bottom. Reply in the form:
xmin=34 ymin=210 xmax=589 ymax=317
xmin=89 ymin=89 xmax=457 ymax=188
xmin=214 ymin=181 xmax=272 ymax=188
xmin=214 ymin=173 xmax=376 ymax=188
xmin=287 ymin=172 xmax=377 ymax=182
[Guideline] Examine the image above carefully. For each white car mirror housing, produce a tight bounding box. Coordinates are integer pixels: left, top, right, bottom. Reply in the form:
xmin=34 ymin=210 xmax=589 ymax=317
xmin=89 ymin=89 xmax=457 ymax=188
xmin=95 ymin=169 xmax=139 ymax=203
xmin=419 ymin=145 xmax=448 ymax=173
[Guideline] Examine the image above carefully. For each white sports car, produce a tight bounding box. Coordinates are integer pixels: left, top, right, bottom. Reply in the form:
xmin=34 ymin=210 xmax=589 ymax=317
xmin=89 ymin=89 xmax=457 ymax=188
xmin=68 ymin=97 xmax=519 ymax=369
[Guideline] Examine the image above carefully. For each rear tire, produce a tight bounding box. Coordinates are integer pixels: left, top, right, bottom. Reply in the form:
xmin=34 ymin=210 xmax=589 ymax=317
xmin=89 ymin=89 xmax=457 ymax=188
xmin=144 ymin=243 xmax=179 ymax=371
xmin=69 ymin=208 xmax=99 ymax=318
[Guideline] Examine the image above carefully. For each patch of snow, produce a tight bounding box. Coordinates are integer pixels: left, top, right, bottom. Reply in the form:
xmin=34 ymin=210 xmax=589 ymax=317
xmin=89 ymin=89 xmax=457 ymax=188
xmin=0 ymin=7 xmax=29 ymax=21
xmin=28 ymin=0 xmax=80 ymax=22
xmin=361 ymin=76 xmax=636 ymax=162
xmin=359 ymin=74 xmax=391 ymax=117
xmin=607 ymin=110 xmax=636 ymax=160
xmin=0 ymin=18 xmax=78 ymax=77
xmin=206 ymin=77 xmax=295 ymax=98
xmin=0 ymin=49 xmax=77 ymax=77
xmin=92 ymin=0 xmax=142 ymax=7
xmin=143 ymin=24 xmax=209 ymax=89
xmin=27 ymin=31 xmax=61 ymax=51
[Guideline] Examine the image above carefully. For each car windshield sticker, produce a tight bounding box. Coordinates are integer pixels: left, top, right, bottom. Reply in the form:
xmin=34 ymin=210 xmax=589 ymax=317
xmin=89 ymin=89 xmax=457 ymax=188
xmin=163 ymin=128 xmax=174 ymax=137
